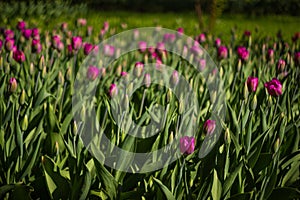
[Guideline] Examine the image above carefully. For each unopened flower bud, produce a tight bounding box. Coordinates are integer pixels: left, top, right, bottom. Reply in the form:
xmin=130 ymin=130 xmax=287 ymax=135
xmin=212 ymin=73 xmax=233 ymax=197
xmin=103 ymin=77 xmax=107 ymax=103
xmin=251 ymin=94 xmax=257 ymax=111
xmin=20 ymin=89 xmax=26 ymax=105
xmin=21 ymin=114 xmax=28 ymax=131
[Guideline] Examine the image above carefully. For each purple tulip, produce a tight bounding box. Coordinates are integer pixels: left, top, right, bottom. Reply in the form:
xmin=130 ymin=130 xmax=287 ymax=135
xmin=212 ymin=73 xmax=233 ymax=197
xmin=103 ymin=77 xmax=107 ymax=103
xmin=5 ymin=38 xmax=14 ymax=51
xmin=244 ymin=30 xmax=251 ymax=37
xmin=294 ymin=52 xmax=300 ymax=65
xmin=218 ymin=46 xmax=228 ymax=59
xmin=32 ymin=39 xmax=42 ymax=53
xmin=77 ymin=18 xmax=87 ymax=26
xmin=144 ymin=73 xmax=151 ymax=88
xmin=267 ymin=49 xmax=274 ymax=60
xmin=103 ymin=21 xmax=109 ymax=32
xmin=9 ymin=78 xmax=17 ymax=93
xmin=17 ymin=21 xmax=26 ymax=30
xmin=87 ymin=66 xmax=100 ymax=80
xmin=171 ymin=70 xmax=179 ymax=86
xmin=22 ymin=29 xmax=32 ymax=39
xmin=190 ymin=45 xmax=203 ymax=56
xmin=215 ymin=38 xmax=221 ymax=47
xmin=134 ymin=62 xmax=144 ymax=77
xmin=247 ymin=77 xmax=258 ymax=92
xmin=103 ymin=45 xmax=115 ymax=57
xmin=109 ymin=84 xmax=118 ymax=97
xmin=180 ymin=136 xmax=195 ymax=155
xmin=177 ymin=27 xmax=184 ymax=36
xmin=31 ymin=28 xmax=40 ymax=39
xmin=13 ymin=50 xmax=25 ymax=63
xmin=67 ymin=44 xmax=73 ymax=56
xmin=52 ymin=35 xmax=61 ymax=49
xmin=198 ymin=33 xmax=206 ymax=43
xmin=72 ymin=36 xmax=82 ymax=51
xmin=203 ymin=119 xmax=216 ymax=135
xmin=84 ymin=43 xmax=94 ymax=55
xmin=264 ymin=78 xmax=282 ymax=97
xmin=237 ymin=46 xmax=249 ymax=61
xmin=4 ymin=29 xmax=14 ymax=39
xmin=277 ymin=59 xmax=286 ymax=71
xmin=138 ymin=41 xmax=147 ymax=53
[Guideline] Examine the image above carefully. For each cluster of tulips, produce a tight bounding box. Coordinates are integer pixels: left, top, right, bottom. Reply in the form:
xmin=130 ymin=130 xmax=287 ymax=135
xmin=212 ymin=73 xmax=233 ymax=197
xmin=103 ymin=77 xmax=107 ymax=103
xmin=0 ymin=17 xmax=299 ymax=199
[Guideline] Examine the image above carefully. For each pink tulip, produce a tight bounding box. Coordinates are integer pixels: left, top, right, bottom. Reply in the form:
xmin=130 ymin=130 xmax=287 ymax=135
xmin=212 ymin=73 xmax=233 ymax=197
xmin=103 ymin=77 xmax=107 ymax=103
xmin=4 ymin=29 xmax=14 ymax=39
xmin=215 ymin=38 xmax=221 ymax=47
xmin=103 ymin=45 xmax=115 ymax=57
xmin=247 ymin=77 xmax=258 ymax=92
xmin=144 ymin=73 xmax=151 ymax=88
xmin=203 ymin=119 xmax=216 ymax=135
xmin=84 ymin=43 xmax=94 ymax=55
xmin=9 ymin=78 xmax=17 ymax=93
xmin=32 ymin=39 xmax=42 ymax=53
xmin=22 ymin=29 xmax=32 ymax=39
xmin=264 ymin=78 xmax=282 ymax=97
xmin=237 ymin=46 xmax=249 ymax=61
xmin=17 ymin=21 xmax=26 ymax=30
xmin=109 ymin=84 xmax=118 ymax=97
xmin=5 ymin=38 xmax=14 ymax=51
xmin=13 ymin=50 xmax=25 ymax=63
xmin=294 ymin=52 xmax=300 ymax=65
xmin=277 ymin=59 xmax=286 ymax=71
xmin=134 ymin=62 xmax=144 ymax=77
xmin=87 ymin=66 xmax=100 ymax=80
xmin=103 ymin=21 xmax=109 ymax=32
xmin=171 ymin=70 xmax=179 ymax=86
xmin=218 ymin=46 xmax=228 ymax=59
xmin=72 ymin=36 xmax=82 ymax=51
xmin=31 ymin=28 xmax=40 ymax=40
xmin=180 ymin=136 xmax=195 ymax=155
xmin=177 ymin=27 xmax=184 ymax=36
xmin=198 ymin=33 xmax=206 ymax=43
xmin=138 ymin=41 xmax=147 ymax=53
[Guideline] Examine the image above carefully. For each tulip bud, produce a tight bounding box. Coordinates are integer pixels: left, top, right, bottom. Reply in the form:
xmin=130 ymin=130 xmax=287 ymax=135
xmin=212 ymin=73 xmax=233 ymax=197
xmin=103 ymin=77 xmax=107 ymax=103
xmin=210 ymin=90 xmax=217 ymax=104
xmin=42 ymin=65 xmax=47 ymax=78
xmin=251 ymin=94 xmax=257 ymax=111
xmin=274 ymin=138 xmax=280 ymax=152
xmin=203 ymin=119 xmax=216 ymax=135
xmin=243 ymin=81 xmax=249 ymax=100
xmin=171 ymin=70 xmax=179 ymax=86
xmin=66 ymin=67 xmax=72 ymax=81
xmin=21 ymin=114 xmax=28 ymax=131
xmin=109 ymin=84 xmax=118 ymax=97
xmin=134 ymin=62 xmax=144 ymax=77
xmin=168 ymin=131 xmax=174 ymax=144
xmin=166 ymin=88 xmax=172 ymax=103
xmin=30 ymin=62 xmax=35 ymax=75
xmin=58 ymin=71 xmax=64 ymax=84
xmin=39 ymin=55 xmax=45 ymax=70
xmin=224 ymin=128 xmax=231 ymax=143
xmin=179 ymin=98 xmax=184 ymax=115
xmin=9 ymin=78 xmax=17 ymax=93
xmin=20 ymin=89 xmax=26 ymax=105
xmin=80 ymin=105 xmax=86 ymax=121
xmin=144 ymin=73 xmax=151 ymax=88
xmin=180 ymin=136 xmax=195 ymax=155
xmin=73 ymin=121 xmax=78 ymax=135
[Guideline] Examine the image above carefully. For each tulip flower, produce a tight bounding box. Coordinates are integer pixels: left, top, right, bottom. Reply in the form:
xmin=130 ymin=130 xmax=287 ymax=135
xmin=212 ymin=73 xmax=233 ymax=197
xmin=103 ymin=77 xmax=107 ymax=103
xmin=264 ymin=78 xmax=282 ymax=97
xmin=237 ymin=46 xmax=249 ymax=61
xmin=203 ymin=119 xmax=216 ymax=135
xmin=13 ymin=50 xmax=25 ymax=63
xmin=277 ymin=59 xmax=286 ymax=71
xmin=84 ymin=43 xmax=94 ymax=55
xmin=138 ymin=41 xmax=147 ymax=53
xmin=32 ymin=39 xmax=42 ymax=53
xmin=134 ymin=62 xmax=144 ymax=77
xmin=9 ymin=78 xmax=17 ymax=93
xmin=144 ymin=73 xmax=151 ymax=88
xmin=71 ymin=36 xmax=82 ymax=51
xmin=87 ymin=66 xmax=100 ymax=80
xmin=198 ymin=33 xmax=206 ymax=43
xmin=177 ymin=27 xmax=184 ymax=36
xmin=215 ymin=38 xmax=221 ymax=47
xmin=180 ymin=136 xmax=195 ymax=155
xmin=5 ymin=38 xmax=14 ymax=51
xmin=103 ymin=45 xmax=115 ymax=57
xmin=109 ymin=84 xmax=118 ymax=97
xmin=31 ymin=28 xmax=40 ymax=40
xmin=4 ymin=29 xmax=14 ymax=39
xmin=247 ymin=77 xmax=258 ymax=92
xmin=22 ymin=29 xmax=32 ymax=39
xmin=218 ymin=46 xmax=228 ymax=59
xmin=171 ymin=70 xmax=179 ymax=86
xmin=294 ymin=52 xmax=300 ymax=65
xmin=17 ymin=21 xmax=26 ymax=30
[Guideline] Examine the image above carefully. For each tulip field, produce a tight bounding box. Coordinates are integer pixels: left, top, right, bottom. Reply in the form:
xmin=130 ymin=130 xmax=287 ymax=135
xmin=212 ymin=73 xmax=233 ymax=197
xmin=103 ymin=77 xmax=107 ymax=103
xmin=1 ymin=5 xmax=300 ymax=200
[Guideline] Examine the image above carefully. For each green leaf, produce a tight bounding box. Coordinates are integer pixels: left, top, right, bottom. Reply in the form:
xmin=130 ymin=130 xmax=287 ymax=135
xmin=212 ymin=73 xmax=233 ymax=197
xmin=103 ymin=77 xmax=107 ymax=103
xmin=152 ymin=177 xmax=176 ymax=200
xmin=253 ymin=153 xmax=273 ymax=174
xmin=94 ymin=158 xmax=118 ymax=200
xmin=227 ymin=192 xmax=253 ymax=200
xmin=0 ymin=184 xmax=15 ymax=199
xmin=212 ymin=169 xmax=222 ymax=200
xmin=11 ymin=184 xmax=33 ymax=200
xmin=222 ymin=162 xmax=243 ymax=197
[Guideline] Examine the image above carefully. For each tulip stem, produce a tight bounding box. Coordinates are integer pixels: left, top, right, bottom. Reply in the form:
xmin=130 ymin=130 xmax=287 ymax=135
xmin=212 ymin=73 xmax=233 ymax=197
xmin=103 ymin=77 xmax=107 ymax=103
xmin=271 ymin=97 xmax=279 ymax=124
xmin=237 ymin=99 xmax=245 ymax=122
xmin=138 ymin=89 xmax=146 ymax=118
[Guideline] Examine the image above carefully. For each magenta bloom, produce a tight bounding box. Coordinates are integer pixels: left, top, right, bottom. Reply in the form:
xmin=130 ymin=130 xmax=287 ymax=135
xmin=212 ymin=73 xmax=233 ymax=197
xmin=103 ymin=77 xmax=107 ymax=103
xmin=67 ymin=44 xmax=73 ymax=56
xmin=215 ymin=38 xmax=221 ymax=47
xmin=134 ymin=62 xmax=144 ymax=77
xmin=156 ymin=42 xmax=165 ymax=52
xmin=77 ymin=18 xmax=87 ymax=26
xmin=247 ymin=77 xmax=258 ymax=92
xmin=9 ymin=78 xmax=18 ymax=93
xmin=5 ymin=38 xmax=14 ymax=51
xmin=277 ymin=59 xmax=286 ymax=71
xmin=87 ymin=66 xmax=100 ymax=80
xmin=121 ymin=71 xmax=128 ymax=77
xmin=177 ymin=27 xmax=184 ymax=36
xmin=17 ymin=21 xmax=26 ymax=30
xmin=52 ymin=35 xmax=61 ymax=49
xmin=171 ymin=70 xmax=179 ymax=86
xmin=103 ymin=21 xmax=109 ymax=32
xmin=244 ymin=30 xmax=251 ymax=37
xmin=267 ymin=49 xmax=274 ymax=60
xmin=190 ymin=45 xmax=203 ymax=56
xmin=22 ymin=29 xmax=32 ymax=39
xmin=144 ymin=73 xmax=151 ymax=88
xmin=180 ymin=136 xmax=195 ymax=155
xmin=72 ymin=36 xmax=82 ymax=51
xmin=103 ymin=45 xmax=115 ymax=57
xmin=237 ymin=46 xmax=249 ymax=61
xmin=203 ymin=119 xmax=216 ymax=135
xmin=4 ymin=29 xmax=14 ymax=39
xmin=138 ymin=41 xmax=147 ymax=53
xmin=163 ymin=33 xmax=176 ymax=43
xmin=31 ymin=28 xmax=40 ymax=39
xmin=199 ymin=59 xmax=206 ymax=71
xmin=61 ymin=23 xmax=68 ymax=31
xmin=32 ymin=39 xmax=42 ymax=53
xmin=13 ymin=50 xmax=25 ymax=63
xmin=109 ymin=84 xmax=118 ymax=97
xmin=198 ymin=33 xmax=206 ymax=43
xmin=84 ymin=43 xmax=94 ymax=55
xmin=264 ymin=78 xmax=282 ymax=97
xmin=294 ymin=52 xmax=300 ymax=65
xmin=218 ymin=46 xmax=228 ymax=59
